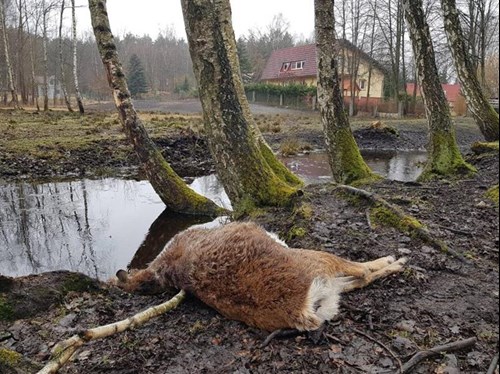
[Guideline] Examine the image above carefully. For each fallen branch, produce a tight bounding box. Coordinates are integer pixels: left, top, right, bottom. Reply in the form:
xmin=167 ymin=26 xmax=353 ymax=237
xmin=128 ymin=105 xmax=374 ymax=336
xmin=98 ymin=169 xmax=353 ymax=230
xmin=37 ymin=290 xmax=186 ymax=374
xmin=487 ymin=353 xmax=499 ymax=374
xmin=352 ymin=328 xmax=403 ymax=373
xmin=335 ymin=184 xmax=471 ymax=264
xmin=401 ymin=337 xmax=477 ymax=373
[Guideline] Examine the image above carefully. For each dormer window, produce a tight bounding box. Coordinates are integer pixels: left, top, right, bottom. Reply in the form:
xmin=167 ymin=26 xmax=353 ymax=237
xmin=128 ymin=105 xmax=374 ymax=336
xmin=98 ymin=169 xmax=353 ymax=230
xmin=291 ymin=61 xmax=305 ymax=70
xmin=280 ymin=60 xmax=305 ymax=72
xmin=281 ymin=62 xmax=291 ymax=72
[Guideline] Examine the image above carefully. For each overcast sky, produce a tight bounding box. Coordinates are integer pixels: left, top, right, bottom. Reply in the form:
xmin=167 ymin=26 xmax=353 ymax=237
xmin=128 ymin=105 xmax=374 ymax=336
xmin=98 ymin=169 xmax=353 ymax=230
xmin=75 ymin=0 xmax=315 ymax=40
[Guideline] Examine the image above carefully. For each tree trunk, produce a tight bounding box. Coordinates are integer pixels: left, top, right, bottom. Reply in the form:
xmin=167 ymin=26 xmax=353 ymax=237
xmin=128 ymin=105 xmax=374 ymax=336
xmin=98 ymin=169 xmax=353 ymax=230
xmin=314 ymin=0 xmax=376 ymax=184
xmin=59 ymin=0 xmax=73 ymax=112
xmin=441 ymin=0 xmax=499 ymax=141
xmin=88 ymin=0 xmax=223 ymax=216
xmin=402 ymin=0 xmax=475 ymax=180
xmin=0 ymin=0 xmax=20 ymax=108
xmin=181 ymin=0 xmax=302 ymax=209
xmin=71 ymin=0 xmax=84 ymax=114
xmin=42 ymin=0 xmax=49 ymax=111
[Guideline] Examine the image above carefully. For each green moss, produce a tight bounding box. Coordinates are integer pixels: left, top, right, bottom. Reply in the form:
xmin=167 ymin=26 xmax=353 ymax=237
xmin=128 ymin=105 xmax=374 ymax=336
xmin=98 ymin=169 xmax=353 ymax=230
xmin=294 ymin=203 xmax=313 ymax=219
xmin=0 ymin=348 xmax=22 ymax=366
xmin=287 ymin=226 xmax=307 ymax=240
xmin=233 ymin=195 xmax=257 ymax=219
xmin=486 ymin=185 xmax=499 ymax=205
xmin=259 ymin=141 xmax=303 ymax=188
xmin=419 ymin=131 xmax=476 ymax=181
xmin=329 ymin=127 xmax=378 ymax=185
xmin=0 ymin=296 xmax=13 ymax=321
xmin=370 ymin=204 xmax=424 ymax=233
xmin=62 ymin=274 xmax=98 ymax=294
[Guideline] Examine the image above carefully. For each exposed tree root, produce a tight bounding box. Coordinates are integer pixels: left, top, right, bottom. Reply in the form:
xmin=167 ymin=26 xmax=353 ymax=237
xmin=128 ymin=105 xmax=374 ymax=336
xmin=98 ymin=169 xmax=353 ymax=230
xmin=401 ymin=337 xmax=477 ymax=373
xmin=335 ymin=184 xmax=471 ymax=263
xmin=37 ymin=290 xmax=186 ymax=374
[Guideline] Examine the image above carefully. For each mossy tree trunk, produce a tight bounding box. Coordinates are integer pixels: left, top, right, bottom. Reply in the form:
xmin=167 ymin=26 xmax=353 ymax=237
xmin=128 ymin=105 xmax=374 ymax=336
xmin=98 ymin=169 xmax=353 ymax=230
xmin=314 ymin=0 xmax=376 ymax=184
xmin=441 ymin=0 xmax=499 ymax=142
xmin=403 ymin=0 xmax=475 ymax=181
xmin=181 ymin=0 xmax=302 ymax=208
xmin=88 ymin=0 xmax=222 ymax=216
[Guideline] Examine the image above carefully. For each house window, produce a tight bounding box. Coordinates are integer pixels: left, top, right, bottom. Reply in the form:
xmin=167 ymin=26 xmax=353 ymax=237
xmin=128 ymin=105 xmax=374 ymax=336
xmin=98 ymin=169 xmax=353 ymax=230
xmin=291 ymin=60 xmax=305 ymax=70
xmin=281 ymin=62 xmax=290 ymax=72
xmin=359 ymin=79 xmax=367 ymax=90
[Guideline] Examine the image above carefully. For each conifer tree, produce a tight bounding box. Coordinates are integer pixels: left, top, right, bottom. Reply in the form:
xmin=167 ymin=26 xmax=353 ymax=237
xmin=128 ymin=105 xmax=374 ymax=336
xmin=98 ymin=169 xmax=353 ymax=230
xmin=127 ymin=54 xmax=148 ymax=98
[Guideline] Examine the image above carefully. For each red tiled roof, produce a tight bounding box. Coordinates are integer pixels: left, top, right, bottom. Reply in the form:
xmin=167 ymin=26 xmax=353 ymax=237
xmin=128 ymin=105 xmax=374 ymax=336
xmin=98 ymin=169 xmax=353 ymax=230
xmin=260 ymin=41 xmax=388 ymax=82
xmin=406 ymin=83 xmax=462 ymax=103
xmin=261 ymin=44 xmax=317 ymax=81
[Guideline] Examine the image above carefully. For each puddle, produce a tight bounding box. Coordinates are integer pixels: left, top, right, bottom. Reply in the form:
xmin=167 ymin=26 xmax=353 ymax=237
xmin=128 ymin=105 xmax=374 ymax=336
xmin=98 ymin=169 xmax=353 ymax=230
xmin=0 ymin=178 xmax=227 ymax=279
xmin=0 ymin=150 xmax=426 ymax=279
xmin=280 ymin=150 xmax=428 ymax=184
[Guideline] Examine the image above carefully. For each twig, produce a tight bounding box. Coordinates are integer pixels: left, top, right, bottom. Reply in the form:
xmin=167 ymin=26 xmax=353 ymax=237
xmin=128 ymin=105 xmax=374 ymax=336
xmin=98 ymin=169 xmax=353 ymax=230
xmin=37 ymin=290 xmax=186 ymax=374
xmin=352 ymin=328 xmax=403 ymax=373
xmin=260 ymin=329 xmax=299 ymax=348
xmin=401 ymin=337 xmax=477 ymax=373
xmin=433 ymin=223 xmax=474 ymax=236
xmin=365 ymin=208 xmax=373 ymax=231
xmin=487 ymin=353 xmax=499 ymax=374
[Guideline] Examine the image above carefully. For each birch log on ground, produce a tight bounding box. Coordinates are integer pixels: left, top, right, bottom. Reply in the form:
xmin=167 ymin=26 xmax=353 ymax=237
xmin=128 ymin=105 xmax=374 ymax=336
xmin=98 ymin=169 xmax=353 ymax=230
xmin=88 ymin=0 xmax=223 ymax=216
xmin=37 ymin=290 xmax=186 ymax=374
xmin=402 ymin=0 xmax=475 ymax=181
xmin=181 ymin=0 xmax=302 ymax=209
xmin=314 ymin=0 xmax=376 ymax=184
xmin=441 ymin=0 xmax=499 ymax=142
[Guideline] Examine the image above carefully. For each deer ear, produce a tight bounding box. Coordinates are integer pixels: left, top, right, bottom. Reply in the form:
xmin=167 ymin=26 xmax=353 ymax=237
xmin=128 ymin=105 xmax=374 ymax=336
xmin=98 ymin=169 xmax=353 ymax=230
xmin=116 ymin=269 xmax=129 ymax=283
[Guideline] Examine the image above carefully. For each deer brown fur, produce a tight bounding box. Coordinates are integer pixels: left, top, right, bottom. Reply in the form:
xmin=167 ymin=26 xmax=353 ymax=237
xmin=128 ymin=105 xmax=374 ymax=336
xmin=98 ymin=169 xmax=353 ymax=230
xmin=113 ymin=222 xmax=407 ymax=332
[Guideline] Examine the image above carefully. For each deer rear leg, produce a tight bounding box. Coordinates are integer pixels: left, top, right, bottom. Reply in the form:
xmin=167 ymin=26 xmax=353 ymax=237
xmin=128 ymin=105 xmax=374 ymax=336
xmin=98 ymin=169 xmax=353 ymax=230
xmin=362 ymin=255 xmax=396 ymax=272
xmin=342 ymin=257 xmax=408 ymax=293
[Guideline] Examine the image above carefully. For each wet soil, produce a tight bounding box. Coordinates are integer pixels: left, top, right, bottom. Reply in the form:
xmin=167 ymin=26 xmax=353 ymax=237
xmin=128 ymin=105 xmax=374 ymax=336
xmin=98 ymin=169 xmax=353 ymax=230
xmin=0 ymin=107 xmax=497 ymax=373
xmin=1 ymin=150 xmax=498 ymax=373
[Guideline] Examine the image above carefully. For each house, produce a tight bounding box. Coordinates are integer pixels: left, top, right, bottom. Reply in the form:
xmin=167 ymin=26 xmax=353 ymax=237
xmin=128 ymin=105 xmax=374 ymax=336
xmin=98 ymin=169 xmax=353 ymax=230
xmin=260 ymin=41 xmax=388 ymax=108
xmin=35 ymin=76 xmax=62 ymax=100
xmin=406 ymin=83 xmax=464 ymax=114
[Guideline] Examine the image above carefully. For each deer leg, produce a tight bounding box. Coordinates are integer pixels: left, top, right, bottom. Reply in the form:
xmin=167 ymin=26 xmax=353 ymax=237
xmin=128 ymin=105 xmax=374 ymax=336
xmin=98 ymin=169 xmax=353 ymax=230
xmin=341 ymin=257 xmax=408 ymax=293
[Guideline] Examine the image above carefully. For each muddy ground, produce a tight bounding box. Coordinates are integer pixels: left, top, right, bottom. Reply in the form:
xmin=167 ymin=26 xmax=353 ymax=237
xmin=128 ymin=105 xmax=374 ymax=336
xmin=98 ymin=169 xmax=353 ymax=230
xmin=0 ymin=108 xmax=498 ymax=373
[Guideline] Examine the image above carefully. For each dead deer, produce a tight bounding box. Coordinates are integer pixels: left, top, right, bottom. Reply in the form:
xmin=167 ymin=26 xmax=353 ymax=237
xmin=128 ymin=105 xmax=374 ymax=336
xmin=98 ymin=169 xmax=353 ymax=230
xmin=114 ymin=222 xmax=407 ymax=333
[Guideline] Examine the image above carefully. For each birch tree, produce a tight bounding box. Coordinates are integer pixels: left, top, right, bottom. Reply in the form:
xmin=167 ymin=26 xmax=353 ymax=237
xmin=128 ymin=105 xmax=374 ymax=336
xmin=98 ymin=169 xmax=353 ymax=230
xmin=58 ymin=0 xmax=72 ymax=111
xmin=315 ymin=0 xmax=376 ymax=184
xmin=0 ymin=0 xmax=20 ymax=108
xmin=70 ymin=0 xmax=83 ymax=113
xmin=403 ymin=0 xmax=474 ymax=180
xmin=441 ymin=0 xmax=499 ymax=141
xmin=88 ymin=0 xmax=222 ymax=216
xmin=41 ymin=0 xmax=49 ymax=111
xmin=181 ymin=0 xmax=302 ymax=209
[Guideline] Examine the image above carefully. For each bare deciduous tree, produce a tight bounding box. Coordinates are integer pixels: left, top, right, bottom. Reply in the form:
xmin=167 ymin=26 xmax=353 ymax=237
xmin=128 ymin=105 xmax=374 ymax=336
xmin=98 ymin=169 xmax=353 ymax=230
xmin=403 ymin=0 xmax=474 ymax=180
xmin=88 ymin=0 xmax=223 ymax=216
xmin=441 ymin=0 xmax=499 ymax=141
xmin=181 ymin=0 xmax=302 ymax=209
xmin=315 ymin=0 xmax=376 ymax=184
xmin=0 ymin=0 xmax=20 ymax=108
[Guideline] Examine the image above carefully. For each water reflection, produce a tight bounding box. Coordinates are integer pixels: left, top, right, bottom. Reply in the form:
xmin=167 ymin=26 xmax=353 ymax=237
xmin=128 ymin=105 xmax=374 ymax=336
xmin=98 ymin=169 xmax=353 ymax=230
xmin=280 ymin=150 xmax=427 ymax=184
xmin=0 ymin=150 xmax=426 ymax=279
xmin=0 ymin=178 xmax=226 ymax=279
